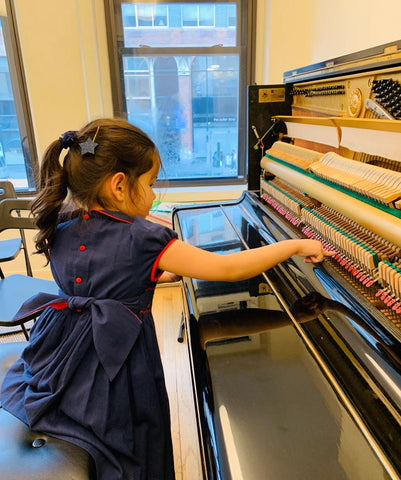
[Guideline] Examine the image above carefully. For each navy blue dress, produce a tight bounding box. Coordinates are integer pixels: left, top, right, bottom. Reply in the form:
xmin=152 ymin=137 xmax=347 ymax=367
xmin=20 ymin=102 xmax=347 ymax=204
xmin=1 ymin=209 xmax=178 ymax=479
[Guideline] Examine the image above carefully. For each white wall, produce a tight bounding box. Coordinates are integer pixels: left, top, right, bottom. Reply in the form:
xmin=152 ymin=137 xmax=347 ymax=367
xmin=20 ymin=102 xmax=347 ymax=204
xmin=256 ymin=0 xmax=401 ymax=84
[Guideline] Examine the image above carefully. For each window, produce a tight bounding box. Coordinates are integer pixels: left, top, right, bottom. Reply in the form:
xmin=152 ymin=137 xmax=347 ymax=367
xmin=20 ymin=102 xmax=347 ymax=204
xmin=121 ymin=4 xmax=169 ymax=29
xmin=106 ymin=0 xmax=254 ymax=185
xmin=0 ymin=5 xmax=37 ymax=193
xmin=182 ymin=5 xmax=214 ymax=27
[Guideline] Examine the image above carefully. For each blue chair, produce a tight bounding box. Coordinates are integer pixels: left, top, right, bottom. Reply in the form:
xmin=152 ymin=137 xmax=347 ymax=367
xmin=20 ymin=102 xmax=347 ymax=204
xmin=0 ymin=181 xmax=33 ymax=279
xmin=0 ymin=197 xmax=59 ymax=339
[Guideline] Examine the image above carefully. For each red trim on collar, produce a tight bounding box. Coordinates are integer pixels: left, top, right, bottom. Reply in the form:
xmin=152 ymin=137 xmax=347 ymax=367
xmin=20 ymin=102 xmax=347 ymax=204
xmin=150 ymin=238 xmax=178 ymax=282
xmin=89 ymin=209 xmax=133 ymax=224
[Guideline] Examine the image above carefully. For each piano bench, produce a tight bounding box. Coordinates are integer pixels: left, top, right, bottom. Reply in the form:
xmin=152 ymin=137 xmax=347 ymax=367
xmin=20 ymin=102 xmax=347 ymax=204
xmin=0 ymin=342 xmax=94 ymax=479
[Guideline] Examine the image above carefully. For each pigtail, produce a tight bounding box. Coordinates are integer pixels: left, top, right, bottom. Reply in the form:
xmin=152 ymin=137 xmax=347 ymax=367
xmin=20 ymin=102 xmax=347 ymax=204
xmin=31 ymin=139 xmax=69 ymax=260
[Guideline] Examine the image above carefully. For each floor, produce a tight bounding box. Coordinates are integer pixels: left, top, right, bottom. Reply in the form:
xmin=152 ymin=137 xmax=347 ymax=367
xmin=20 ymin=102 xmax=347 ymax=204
xmin=0 ymin=228 xmax=203 ymax=479
xmin=153 ymin=284 xmax=203 ymax=479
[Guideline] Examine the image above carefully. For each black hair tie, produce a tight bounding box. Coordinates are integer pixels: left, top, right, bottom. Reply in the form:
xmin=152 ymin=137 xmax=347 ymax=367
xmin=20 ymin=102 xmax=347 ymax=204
xmin=59 ymin=130 xmax=78 ymax=149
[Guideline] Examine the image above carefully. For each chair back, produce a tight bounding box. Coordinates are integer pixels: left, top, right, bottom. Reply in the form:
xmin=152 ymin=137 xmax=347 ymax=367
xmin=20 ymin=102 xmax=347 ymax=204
xmin=0 ymin=181 xmax=17 ymax=201
xmin=0 ymin=198 xmax=35 ymax=233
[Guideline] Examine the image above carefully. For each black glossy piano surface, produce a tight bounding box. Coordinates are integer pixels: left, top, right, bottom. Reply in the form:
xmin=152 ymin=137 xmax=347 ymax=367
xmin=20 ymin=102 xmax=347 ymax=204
xmin=172 ymin=191 xmax=401 ymax=480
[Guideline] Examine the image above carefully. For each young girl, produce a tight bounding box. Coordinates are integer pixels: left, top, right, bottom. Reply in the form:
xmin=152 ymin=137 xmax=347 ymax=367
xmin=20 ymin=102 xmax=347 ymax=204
xmin=1 ymin=118 xmax=331 ymax=480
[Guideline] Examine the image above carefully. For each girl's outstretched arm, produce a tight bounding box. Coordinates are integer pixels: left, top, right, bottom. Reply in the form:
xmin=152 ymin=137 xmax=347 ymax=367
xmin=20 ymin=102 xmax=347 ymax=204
xmin=158 ymin=238 xmax=333 ymax=282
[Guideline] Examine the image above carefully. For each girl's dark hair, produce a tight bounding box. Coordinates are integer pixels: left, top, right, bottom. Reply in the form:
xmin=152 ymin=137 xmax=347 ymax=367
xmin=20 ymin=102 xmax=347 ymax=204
xmin=31 ymin=117 xmax=157 ymax=260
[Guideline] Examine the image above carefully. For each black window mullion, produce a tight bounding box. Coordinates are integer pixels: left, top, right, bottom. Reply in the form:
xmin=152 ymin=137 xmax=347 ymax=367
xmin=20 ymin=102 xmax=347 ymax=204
xmin=120 ymin=46 xmax=241 ymax=56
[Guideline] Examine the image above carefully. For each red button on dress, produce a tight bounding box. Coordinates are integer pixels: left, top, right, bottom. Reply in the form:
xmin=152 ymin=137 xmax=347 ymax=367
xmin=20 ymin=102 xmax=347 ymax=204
xmin=79 ymin=245 xmax=86 ymax=251
xmin=76 ymin=277 xmax=82 ymax=284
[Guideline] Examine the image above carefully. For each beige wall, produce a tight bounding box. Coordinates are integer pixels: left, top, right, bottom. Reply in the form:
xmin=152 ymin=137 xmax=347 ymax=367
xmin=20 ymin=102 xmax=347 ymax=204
xmin=11 ymin=0 xmax=113 ymax=159
xmin=255 ymin=0 xmax=316 ymax=84
xmin=256 ymin=0 xmax=401 ymax=84
xmin=310 ymin=0 xmax=401 ymax=66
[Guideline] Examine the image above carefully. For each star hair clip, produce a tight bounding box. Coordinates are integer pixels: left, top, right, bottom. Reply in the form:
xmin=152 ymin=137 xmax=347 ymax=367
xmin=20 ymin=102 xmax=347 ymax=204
xmin=79 ymin=125 xmax=100 ymax=155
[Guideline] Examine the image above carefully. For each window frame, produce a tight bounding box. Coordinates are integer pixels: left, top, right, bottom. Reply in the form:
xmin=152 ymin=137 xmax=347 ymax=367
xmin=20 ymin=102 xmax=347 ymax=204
xmin=105 ymin=0 xmax=256 ymax=188
xmin=1 ymin=1 xmax=38 ymax=194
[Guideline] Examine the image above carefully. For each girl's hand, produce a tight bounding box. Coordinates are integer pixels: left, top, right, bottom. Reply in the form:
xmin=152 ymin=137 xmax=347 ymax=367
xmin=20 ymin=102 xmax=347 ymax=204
xmin=295 ymin=239 xmax=334 ymax=263
xmin=158 ymin=271 xmax=182 ymax=283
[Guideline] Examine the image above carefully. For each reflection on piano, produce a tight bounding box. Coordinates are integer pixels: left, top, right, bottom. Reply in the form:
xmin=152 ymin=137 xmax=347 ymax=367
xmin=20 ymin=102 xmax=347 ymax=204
xmin=173 ymin=41 xmax=401 ymax=479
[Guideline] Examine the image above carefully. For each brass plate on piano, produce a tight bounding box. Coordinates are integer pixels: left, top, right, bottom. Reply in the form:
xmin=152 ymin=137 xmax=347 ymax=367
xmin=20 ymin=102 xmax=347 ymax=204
xmin=348 ymin=88 xmax=363 ymax=117
xmin=258 ymin=88 xmax=286 ymax=103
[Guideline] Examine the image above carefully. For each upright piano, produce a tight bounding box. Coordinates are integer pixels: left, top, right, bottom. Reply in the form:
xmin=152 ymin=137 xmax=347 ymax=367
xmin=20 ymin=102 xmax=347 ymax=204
xmin=172 ymin=41 xmax=401 ymax=480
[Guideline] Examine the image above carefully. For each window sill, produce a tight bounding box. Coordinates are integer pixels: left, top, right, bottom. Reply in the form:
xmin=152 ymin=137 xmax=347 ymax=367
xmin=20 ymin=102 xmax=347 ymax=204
xmin=154 ymin=183 xmax=247 ymax=203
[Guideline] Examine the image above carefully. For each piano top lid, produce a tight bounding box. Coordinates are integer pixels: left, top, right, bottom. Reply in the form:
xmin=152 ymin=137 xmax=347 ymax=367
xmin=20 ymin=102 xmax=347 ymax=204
xmin=283 ymin=39 xmax=401 ymax=84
